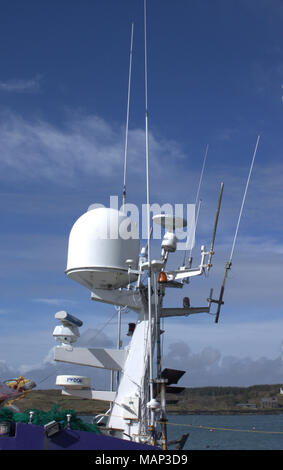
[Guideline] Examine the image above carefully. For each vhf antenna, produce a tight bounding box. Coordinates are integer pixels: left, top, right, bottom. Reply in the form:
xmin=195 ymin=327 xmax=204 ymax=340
xmin=207 ymin=181 xmax=224 ymax=271
xmin=116 ymin=22 xmax=134 ymax=389
xmin=144 ymin=0 xmax=155 ymax=427
xmin=122 ymin=22 xmax=134 ymax=210
xmin=211 ymin=135 xmax=261 ymax=323
xmin=183 ymin=144 xmax=209 ymax=267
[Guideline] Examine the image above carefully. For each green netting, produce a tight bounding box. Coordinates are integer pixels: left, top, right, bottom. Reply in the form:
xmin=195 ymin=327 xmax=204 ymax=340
xmin=0 ymin=405 xmax=100 ymax=434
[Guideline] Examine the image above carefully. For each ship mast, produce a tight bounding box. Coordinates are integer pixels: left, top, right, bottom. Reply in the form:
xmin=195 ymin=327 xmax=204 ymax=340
xmin=122 ymin=21 xmax=134 ymax=210
xmin=52 ymin=4 xmax=260 ymax=452
xmin=143 ymin=0 xmax=155 ymax=428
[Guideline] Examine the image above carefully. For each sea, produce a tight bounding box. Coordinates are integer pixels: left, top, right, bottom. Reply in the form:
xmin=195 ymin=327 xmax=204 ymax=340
xmin=84 ymin=414 xmax=283 ymax=451
xmin=166 ymin=414 xmax=283 ymax=450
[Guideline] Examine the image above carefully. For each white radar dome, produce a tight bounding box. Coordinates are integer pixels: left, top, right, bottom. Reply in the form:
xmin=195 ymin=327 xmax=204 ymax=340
xmin=56 ymin=375 xmax=91 ymax=390
xmin=66 ymin=207 xmax=140 ymax=290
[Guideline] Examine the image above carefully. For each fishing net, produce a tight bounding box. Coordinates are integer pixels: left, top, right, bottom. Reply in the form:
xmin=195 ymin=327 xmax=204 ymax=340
xmin=0 ymin=405 xmax=100 ymax=434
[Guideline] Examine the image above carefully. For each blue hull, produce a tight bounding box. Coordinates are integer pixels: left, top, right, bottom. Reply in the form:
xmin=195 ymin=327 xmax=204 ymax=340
xmin=0 ymin=422 xmax=158 ymax=450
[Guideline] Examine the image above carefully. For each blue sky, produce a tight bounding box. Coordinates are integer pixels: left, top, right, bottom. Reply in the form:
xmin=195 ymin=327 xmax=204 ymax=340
xmin=0 ymin=0 xmax=283 ymax=388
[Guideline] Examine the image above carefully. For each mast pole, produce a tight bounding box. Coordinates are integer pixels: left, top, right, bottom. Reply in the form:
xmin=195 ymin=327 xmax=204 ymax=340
xmin=207 ymin=181 xmax=224 ymax=270
xmin=122 ymin=22 xmax=134 ymax=210
xmin=116 ymin=305 xmax=122 ymax=388
xmin=183 ymin=144 xmax=209 ymax=266
xmin=229 ymin=135 xmax=260 ymax=264
xmin=144 ymin=0 xmax=154 ymax=427
xmin=118 ymin=23 xmax=134 ymax=389
xmin=214 ymin=135 xmax=260 ymax=323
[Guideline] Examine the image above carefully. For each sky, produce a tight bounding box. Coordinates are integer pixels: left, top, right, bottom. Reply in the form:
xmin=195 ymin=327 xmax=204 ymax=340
xmin=0 ymin=0 xmax=283 ymax=389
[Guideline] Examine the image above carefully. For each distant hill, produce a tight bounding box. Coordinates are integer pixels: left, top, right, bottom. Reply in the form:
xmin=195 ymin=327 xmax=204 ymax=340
xmin=6 ymin=384 xmax=283 ymax=415
xmin=166 ymin=384 xmax=283 ymax=414
xmin=7 ymin=389 xmax=108 ymax=416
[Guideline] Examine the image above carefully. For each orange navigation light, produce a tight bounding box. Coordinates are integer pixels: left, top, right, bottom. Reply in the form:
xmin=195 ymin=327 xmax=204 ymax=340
xmin=158 ymin=272 xmax=167 ymax=283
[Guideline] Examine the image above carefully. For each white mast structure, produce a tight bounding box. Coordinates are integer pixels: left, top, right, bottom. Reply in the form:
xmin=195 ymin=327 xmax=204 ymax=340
xmin=51 ymin=4 xmax=259 ymax=448
xmin=52 ymin=4 xmax=217 ymax=446
xmin=52 ymin=7 xmax=211 ymax=445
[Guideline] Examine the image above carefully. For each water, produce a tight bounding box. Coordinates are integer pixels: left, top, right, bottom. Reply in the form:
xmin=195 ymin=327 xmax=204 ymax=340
xmin=83 ymin=413 xmax=283 ymax=450
xmin=166 ymin=414 xmax=283 ymax=450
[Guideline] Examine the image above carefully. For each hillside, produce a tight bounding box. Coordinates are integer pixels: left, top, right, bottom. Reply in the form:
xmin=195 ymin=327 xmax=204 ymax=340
xmin=7 ymin=384 xmax=283 ymax=415
xmin=9 ymin=389 xmax=108 ymax=416
xmin=166 ymin=384 xmax=283 ymax=414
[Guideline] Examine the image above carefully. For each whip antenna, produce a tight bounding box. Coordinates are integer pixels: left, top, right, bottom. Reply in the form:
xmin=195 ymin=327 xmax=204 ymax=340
xmin=229 ymin=135 xmax=260 ymax=263
xmin=122 ymin=22 xmax=134 ymax=209
xmin=144 ymin=0 xmax=154 ymax=424
xmin=213 ymin=135 xmax=260 ymax=323
xmin=183 ymin=144 xmax=209 ymax=266
xmin=207 ymin=181 xmax=224 ymax=271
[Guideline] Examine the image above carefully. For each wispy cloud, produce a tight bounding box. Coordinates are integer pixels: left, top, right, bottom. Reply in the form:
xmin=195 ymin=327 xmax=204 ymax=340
xmin=0 ymin=75 xmax=41 ymax=93
xmin=33 ymin=298 xmax=77 ymax=306
xmin=0 ymin=110 xmax=185 ymax=184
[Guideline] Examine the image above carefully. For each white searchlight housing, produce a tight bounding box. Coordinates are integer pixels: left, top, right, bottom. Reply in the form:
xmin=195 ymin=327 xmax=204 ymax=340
xmin=52 ymin=311 xmax=83 ymax=347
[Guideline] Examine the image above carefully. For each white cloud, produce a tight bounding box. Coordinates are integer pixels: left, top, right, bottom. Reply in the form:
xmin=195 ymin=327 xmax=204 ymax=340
xmin=2 ymin=332 xmax=282 ymax=389
xmin=163 ymin=319 xmax=283 ymax=362
xmin=163 ymin=340 xmax=283 ymax=387
xmin=0 ymin=110 xmax=186 ymax=184
xmin=33 ymin=298 xmax=78 ymax=306
xmin=0 ymin=75 xmax=41 ymax=93
xmin=0 ymin=359 xmax=17 ymax=378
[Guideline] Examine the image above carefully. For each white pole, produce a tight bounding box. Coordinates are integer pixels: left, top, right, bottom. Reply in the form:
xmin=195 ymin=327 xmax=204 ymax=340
xmin=122 ymin=22 xmax=134 ymax=209
xmin=144 ymin=0 xmax=154 ymax=425
xmin=116 ymin=306 xmax=121 ymax=388
xmin=229 ymin=135 xmax=260 ymax=263
xmin=183 ymin=144 xmax=209 ymax=266
xmin=215 ymin=135 xmax=260 ymax=323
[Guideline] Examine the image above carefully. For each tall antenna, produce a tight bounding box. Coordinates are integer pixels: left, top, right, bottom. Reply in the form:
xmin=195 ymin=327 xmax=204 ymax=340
xmin=144 ymin=0 xmax=154 ymax=425
xmin=183 ymin=144 xmax=209 ymax=266
xmin=122 ymin=22 xmax=134 ymax=209
xmin=229 ymin=135 xmax=260 ymax=264
xmin=207 ymin=181 xmax=224 ymax=270
xmin=213 ymin=135 xmax=260 ymax=323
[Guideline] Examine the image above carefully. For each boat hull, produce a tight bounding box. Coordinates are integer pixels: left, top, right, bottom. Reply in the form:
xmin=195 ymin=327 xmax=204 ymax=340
xmin=0 ymin=423 xmax=158 ymax=450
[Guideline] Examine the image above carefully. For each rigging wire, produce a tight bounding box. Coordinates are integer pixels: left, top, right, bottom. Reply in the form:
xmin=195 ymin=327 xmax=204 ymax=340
xmin=89 ymin=310 xmax=118 ymax=342
xmin=122 ymin=22 xmax=134 ymax=209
